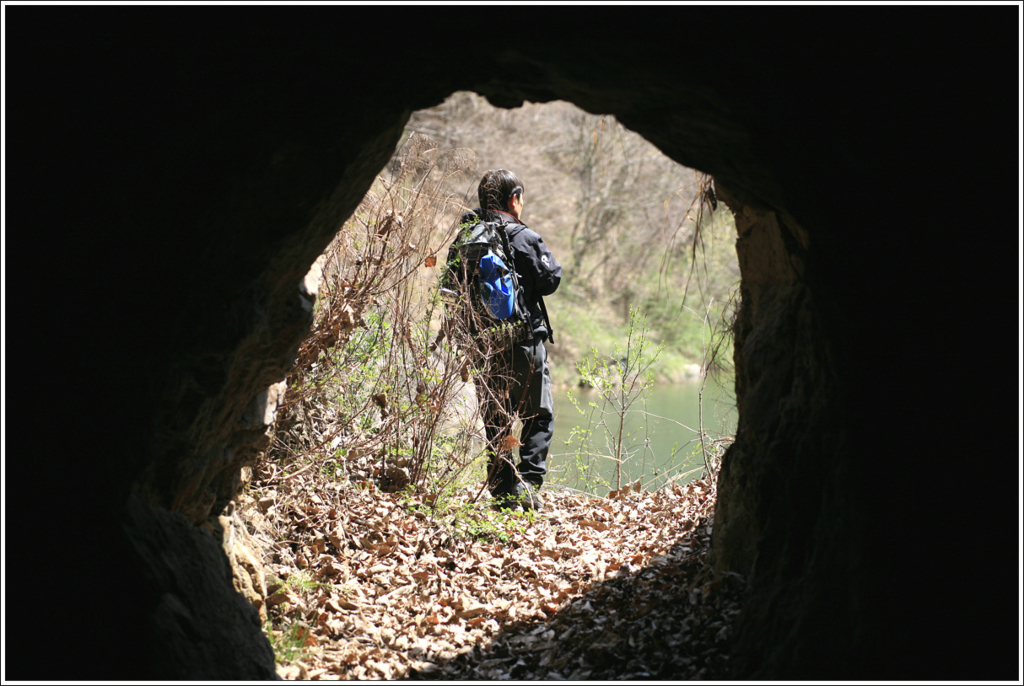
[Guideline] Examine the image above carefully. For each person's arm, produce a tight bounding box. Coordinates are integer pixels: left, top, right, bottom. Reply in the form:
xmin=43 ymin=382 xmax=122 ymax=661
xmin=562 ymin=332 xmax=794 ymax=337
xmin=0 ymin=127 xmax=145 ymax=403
xmin=527 ymin=232 xmax=562 ymax=297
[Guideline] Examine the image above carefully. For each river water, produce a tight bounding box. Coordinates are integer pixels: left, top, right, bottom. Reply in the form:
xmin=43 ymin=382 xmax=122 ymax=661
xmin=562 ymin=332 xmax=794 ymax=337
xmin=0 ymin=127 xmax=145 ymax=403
xmin=546 ymin=373 xmax=737 ymax=495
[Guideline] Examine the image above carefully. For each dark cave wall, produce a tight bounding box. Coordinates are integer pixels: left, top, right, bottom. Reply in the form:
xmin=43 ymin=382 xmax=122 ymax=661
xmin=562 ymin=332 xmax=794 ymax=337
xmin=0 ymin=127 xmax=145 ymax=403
xmin=711 ymin=182 xmax=856 ymax=676
xmin=6 ymin=7 xmax=1017 ymax=681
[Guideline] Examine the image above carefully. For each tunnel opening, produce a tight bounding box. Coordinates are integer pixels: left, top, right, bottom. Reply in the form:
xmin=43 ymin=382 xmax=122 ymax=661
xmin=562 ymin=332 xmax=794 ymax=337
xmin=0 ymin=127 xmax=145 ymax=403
xmin=241 ymin=93 xmax=745 ymax=677
xmin=112 ymin=74 xmax=846 ymax=680
xmin=268 ymin=93 xmax=742 ymax=494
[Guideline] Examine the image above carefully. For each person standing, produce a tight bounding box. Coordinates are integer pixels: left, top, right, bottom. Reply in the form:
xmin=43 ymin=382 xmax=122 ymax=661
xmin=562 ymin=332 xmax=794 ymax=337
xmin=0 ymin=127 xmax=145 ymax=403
xmin=460 ymin=169 xmax=562 ymax=510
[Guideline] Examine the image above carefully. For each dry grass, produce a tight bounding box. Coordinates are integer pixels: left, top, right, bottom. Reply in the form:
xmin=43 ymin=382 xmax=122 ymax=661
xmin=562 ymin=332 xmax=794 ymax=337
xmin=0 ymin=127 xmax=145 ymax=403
xmin=269 ymin=133 xmax=492 ymax=499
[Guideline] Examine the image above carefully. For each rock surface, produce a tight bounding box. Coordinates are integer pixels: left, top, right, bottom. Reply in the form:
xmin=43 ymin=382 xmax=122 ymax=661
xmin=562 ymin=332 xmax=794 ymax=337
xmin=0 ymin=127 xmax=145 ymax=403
xmin=123 ymin=493 xmax=277 ymax=679
xmin=215 ymin=504 xmax=269 ymax=622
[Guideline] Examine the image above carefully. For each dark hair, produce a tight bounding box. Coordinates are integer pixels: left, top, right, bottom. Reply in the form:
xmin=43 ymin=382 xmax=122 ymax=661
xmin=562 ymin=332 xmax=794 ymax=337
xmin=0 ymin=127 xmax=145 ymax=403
xmin=478 ymin=169 xmax=524 ymax=212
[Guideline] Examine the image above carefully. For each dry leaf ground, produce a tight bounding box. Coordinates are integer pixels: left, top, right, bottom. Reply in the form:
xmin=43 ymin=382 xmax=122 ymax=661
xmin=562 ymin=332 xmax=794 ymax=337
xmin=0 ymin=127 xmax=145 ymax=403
xmin=243 ymin=460 xmax=744 ymax=680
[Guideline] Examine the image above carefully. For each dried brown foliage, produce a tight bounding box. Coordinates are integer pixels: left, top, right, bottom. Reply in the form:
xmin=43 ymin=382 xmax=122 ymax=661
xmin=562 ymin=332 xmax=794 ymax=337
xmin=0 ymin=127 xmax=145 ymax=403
xmin=244 ymin=454 xmax=742 ymax=680
xmin=267 ymin=134 xmax=492 ymax=497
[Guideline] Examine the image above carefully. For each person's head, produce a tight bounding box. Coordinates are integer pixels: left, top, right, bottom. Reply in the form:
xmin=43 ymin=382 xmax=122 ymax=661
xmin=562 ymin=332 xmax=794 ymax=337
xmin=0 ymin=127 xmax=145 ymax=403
xmin=478 ymin=169 xmax=524 ymax=218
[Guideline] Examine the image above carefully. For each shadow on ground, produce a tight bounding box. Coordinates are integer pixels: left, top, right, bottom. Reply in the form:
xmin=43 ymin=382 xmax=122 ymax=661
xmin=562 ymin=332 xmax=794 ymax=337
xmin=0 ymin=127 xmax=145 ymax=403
xmin=411 ymin=515 xmax=747 ymax=680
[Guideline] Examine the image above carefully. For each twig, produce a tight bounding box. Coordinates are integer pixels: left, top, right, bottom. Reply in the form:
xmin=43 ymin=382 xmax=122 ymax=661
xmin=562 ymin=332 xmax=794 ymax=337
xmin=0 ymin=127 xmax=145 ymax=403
xmin=665 ymin=464 xmax=706 ymax=485
xmin=283 ymin=462 xmax=314 ymax=481
xmin=698 ymin=298 xmax=714 ymax=475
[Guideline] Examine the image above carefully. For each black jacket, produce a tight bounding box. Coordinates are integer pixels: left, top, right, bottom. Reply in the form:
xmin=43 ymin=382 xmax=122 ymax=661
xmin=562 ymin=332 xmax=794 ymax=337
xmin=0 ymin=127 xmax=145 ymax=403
xmin=460 ymin=209 xmax=562 ymax=340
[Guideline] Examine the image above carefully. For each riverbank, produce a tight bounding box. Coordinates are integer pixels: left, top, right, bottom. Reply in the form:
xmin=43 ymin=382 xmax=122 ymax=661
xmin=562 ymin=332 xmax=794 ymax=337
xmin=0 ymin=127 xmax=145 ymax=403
xmin=545 ymin=287 xmax=730 ymax=389
xmin=548 ymin=374 xmax=736 ymax=496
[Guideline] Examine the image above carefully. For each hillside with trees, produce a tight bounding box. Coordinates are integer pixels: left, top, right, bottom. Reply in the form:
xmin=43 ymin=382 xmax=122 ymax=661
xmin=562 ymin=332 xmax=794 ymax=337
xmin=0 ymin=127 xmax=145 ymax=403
xmin=403 ymin=92 xmax=740 ymax=384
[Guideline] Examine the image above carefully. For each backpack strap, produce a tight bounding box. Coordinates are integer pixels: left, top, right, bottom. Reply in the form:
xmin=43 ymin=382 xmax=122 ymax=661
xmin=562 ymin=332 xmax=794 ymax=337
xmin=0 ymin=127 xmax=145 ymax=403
xmin=538 ymin=295 xmax=555 ymax=345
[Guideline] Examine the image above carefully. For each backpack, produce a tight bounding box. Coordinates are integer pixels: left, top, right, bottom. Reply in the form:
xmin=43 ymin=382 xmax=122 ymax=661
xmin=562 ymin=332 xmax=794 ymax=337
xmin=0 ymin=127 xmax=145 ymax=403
xmin=440 ymin=215 xmax=532 ymax=354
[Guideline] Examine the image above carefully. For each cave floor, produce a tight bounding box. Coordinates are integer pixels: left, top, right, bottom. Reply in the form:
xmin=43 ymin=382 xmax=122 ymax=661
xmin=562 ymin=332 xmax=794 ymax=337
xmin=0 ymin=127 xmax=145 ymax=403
xmin=243 ymin=461 xmax=744 ymax=680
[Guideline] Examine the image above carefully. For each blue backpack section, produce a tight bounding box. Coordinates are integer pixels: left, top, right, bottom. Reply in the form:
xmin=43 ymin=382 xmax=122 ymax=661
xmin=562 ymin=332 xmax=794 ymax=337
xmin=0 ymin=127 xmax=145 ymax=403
xmin=442 ymin=216 xmax=530 ymax=346
xmin=477 ymin=253 xmax=515 ymax=320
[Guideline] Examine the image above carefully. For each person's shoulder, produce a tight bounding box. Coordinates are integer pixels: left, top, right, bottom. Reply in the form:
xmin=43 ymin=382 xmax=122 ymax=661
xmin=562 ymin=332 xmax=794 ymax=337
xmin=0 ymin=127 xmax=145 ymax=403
xmin=508 ymin=222 xmax=543 ymax=243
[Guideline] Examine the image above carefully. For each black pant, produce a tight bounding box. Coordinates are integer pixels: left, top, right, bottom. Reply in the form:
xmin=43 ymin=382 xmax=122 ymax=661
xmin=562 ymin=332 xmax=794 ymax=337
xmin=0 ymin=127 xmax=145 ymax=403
xmin=475 ymin=335 xmax=554 ymax=495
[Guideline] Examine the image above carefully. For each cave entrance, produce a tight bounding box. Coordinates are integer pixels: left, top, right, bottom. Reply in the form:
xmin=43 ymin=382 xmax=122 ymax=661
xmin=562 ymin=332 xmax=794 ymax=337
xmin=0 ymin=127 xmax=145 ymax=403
xmin=244 ymin=92 xmax=744 ymax=677
xmin=266 ymin=91 xmax=740 ymax=500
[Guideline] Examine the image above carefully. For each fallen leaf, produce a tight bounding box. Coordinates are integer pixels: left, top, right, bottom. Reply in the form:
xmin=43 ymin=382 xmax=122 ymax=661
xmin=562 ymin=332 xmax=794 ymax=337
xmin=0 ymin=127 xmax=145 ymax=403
xmin=457 ymin=604 xmax=489 ymax=619
xmin=580 ymin=519 xmax=609 ymax=532
xmin=501 ymin=435 xmax=522 ymax=451
xmin=265 ymin=591 xmax=292 ymax=608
